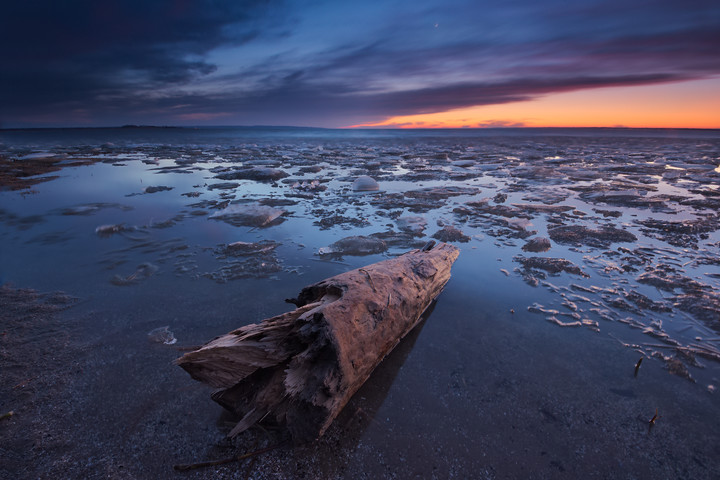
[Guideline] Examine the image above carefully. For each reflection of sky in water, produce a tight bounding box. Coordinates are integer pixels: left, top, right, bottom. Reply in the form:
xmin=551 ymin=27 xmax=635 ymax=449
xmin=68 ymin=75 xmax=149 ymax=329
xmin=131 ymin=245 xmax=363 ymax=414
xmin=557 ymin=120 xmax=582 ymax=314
xmin=1 ymin=128 xmax=720 ymax=475
xmin=3 ymin=132 xmax=720 ymax=331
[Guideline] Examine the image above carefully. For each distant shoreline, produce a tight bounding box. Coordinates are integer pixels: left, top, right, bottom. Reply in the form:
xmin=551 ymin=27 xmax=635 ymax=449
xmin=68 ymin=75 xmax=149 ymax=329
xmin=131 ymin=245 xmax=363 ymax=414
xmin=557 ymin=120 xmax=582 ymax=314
xmin=1 ymin=125 xmax=718 ymax=132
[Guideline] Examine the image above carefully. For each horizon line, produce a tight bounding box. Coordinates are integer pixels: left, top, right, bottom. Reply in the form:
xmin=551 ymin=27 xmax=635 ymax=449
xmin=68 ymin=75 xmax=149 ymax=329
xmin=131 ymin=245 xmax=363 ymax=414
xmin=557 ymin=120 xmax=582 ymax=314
xmin=2 ymin=124 xmax=719 ymax=132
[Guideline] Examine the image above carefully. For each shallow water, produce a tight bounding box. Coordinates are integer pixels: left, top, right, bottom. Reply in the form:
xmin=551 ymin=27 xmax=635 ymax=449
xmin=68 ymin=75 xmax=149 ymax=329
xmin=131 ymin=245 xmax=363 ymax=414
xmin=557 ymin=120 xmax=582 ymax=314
xmin=1 ymin=127 xmax=719 ymax=478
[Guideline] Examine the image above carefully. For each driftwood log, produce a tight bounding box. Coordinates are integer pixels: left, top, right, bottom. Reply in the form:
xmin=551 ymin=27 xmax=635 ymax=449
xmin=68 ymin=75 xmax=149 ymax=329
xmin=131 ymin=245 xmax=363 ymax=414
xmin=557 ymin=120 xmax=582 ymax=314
xmin=176 ymin=242 xmax=459 ymax=442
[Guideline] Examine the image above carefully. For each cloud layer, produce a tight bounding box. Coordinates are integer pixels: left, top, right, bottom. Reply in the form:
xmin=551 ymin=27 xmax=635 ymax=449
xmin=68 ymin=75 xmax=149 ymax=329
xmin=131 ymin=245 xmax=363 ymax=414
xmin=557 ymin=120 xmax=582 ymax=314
xmin=2 ymin=0 xmax=719 ymax=127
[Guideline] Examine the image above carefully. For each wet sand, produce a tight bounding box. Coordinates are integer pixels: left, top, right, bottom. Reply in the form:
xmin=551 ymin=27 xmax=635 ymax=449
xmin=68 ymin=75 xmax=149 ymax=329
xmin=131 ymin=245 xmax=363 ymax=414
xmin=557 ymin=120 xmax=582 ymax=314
xmin=1 ymin=127 xmax=719 ymax=478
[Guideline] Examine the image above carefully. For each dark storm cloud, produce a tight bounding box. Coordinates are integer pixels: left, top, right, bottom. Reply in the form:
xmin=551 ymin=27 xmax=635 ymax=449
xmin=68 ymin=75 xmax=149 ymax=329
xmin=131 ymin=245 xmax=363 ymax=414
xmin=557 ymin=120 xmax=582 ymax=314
xmin=0 ymin=0 xmax=282 ymax=112
xmin=2 ymin=0 xmax=719 ymax=127
xmin=112 ymin=69 xmax=681 ymax=129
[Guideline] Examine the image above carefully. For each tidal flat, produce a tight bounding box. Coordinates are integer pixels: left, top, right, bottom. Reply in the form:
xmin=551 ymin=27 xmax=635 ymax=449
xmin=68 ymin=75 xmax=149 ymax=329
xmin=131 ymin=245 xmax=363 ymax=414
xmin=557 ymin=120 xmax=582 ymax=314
xmin=1 ymin=127 xmax=719 ymax=479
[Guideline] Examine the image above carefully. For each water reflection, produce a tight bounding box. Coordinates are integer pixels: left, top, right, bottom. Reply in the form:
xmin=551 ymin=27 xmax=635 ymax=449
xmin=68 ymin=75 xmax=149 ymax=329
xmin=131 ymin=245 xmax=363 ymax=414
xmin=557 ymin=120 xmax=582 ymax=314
xmin=1 ymin=127 xmax=720 ymax=477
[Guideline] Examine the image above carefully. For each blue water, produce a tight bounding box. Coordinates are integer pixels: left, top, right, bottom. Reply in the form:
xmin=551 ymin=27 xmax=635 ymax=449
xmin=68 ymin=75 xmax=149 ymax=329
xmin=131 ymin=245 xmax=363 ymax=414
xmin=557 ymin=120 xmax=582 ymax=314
xmin=1 ymin=126 xmax=719 ymax=478
xmin=3 ymin=125 xmax=719 ymax=146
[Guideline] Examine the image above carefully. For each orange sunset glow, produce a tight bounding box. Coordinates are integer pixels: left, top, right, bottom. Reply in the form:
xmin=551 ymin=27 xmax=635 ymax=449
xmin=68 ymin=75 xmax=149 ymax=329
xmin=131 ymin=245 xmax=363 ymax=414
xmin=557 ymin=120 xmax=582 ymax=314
xmin=350 ymin=77 xmax=720 ymax=129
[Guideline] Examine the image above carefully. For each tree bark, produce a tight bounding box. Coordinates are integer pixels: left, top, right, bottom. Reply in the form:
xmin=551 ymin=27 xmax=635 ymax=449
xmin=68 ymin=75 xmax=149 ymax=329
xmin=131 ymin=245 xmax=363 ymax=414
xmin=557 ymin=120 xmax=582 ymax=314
xmin=176 ymin=242 xmax=460 ymax=442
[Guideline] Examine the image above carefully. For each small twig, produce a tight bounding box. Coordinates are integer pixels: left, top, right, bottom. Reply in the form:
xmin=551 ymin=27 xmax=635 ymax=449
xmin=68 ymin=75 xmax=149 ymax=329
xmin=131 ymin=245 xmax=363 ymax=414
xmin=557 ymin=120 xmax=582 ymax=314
xmin=689 ymin=343 xmax=720 ymax=355
xmin=634 ymin=357 xmax=643 ymax=378
xmin=13 ymin=377 xmax=36 ymax=389
xmin=648 ymin=408 xmax=660 ymax=435
xmin=642 ymin=343 xmax=677 ymax=349
xmin=359 ymin=268 xmax=376 ymax=292
xmin=0 ymin=411 xmax=14 ymax=421
xmin=607 ymin=333 xmax=640 ymax=349
xmin=173 ymin=441 xmax=287 ymax=472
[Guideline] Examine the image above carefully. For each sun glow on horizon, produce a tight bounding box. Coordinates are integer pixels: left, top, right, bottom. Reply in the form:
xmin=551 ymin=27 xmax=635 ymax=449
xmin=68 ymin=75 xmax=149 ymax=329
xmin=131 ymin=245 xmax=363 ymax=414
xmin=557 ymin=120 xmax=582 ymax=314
xmin=348 ymin=77 xmax=720 ymax=129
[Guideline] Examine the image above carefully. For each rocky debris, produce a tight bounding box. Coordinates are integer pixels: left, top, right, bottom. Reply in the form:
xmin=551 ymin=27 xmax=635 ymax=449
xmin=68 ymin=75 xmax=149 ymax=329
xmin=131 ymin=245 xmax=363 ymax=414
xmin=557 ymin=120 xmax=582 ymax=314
xmin=514 ymin=255 xmax=589 ymax=277
xmin=511 ymin=204 xmax=574 ymax=214
xmin=285 ymin=180 xmax=327 ymax=199
xmin=298 ymin=165 xmax=323 ymax=174
xmin=604 ymin=295 xmax=641 ymax=313
xmin=454 ymin=200 xmax=537 ymax=240
xmin=187 ymin=199 xmax=230 ymax=210
xmin=209 ymin=203 xmax=286 ymax=228
xmin=682 ymin=197 xmax=720 ymax=211
xmin=519 ymin=191 xmax=570 ymax=205
xmin=290 ymin=179 xmax=326 ymax=195
xmin=368 ymin=230 xmax=428 ymax=250
xmin=546 ymin=316 xmax=599 ymax=331
xmin=207 ymin=182 xmax=240 ymax=190
xmin=493 ymin=193 xmax=507 ymax=203
xmin=0 ymin=152 xmax=97 ymax=190
xmin=548 ymin=225 xmax=637 ymax=248
xmin=181 ymin=191 xmax=202 ymax=197
xmin=148 ymin=326 xmax=177 ymax=345
xmin=147 ymin=164 xmax=196 ymax=174
xmin=460 ymin=199 xmax=531 ymax=219
xmin=352 ymin=175 xmax=380 ymax=192
xmin=111 ymin=263 xmax=158 ymax=286
xmin=636 ymin=215 xmax=720 ymax=248
xmin=318 ymin=235 xmax=388 ymax=257
xmin=673 ymin=294 xmax=720 ymax=331
xmin=203 ymin=256 xmax=283 ymax=283
xmin=205 ymin=239 xmax=284 ymax=282
xmin=522 ymin=237 xmax=552 ymax=252
xmin=499 ymin=217 xmax=537 ymax=239
xmin=510 ymin=165 xmax=566 ymax=183
xmin=624 ymin=290 xmax=672 ymax=313
xmin=397 ymin=216 xmax=428 ymax=236
xmin=602 ymin=162 xmax=667 ymax=176
xmin=689 ymin=187 xmax=720 ymax=198
xmin=221 ymin=240 xmax=279 ymax=256
xmin=652 ymin=354 xmax=696 ymax=383
xmin=395 ymin=167 xmax=455 ymax=182
xmin=215 ymin=167 xmax=289 ymax=182
xmin=95 ymin=224 xmax=132 ymax=237
xmin=404 ymin=186 xmax=480 ymax=201
xmin=593 ymin=208 xmax=622 ymax=218
xmin=577 ymin=189 xmax=671 ymax=211
xmin=636 ymin=269 xmax=706 ymax=293
xmin=313 ymin=212 xmax=371 ymax=230
xmin=258 ymin=197 xmax=299 ymax=207
xmin=431 ymin=225 xmax=470 ymax=243
xmin=370 ymin=193 xmax=445 ymax=213
xmin=144 ymin=185 xmax=173 ymax=194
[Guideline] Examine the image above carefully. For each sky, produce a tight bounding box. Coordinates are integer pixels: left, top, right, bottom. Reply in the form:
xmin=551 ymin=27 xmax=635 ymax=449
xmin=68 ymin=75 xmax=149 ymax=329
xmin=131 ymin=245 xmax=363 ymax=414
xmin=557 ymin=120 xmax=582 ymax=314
xmin=1 ymin=0 xmax=719 ymax=129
